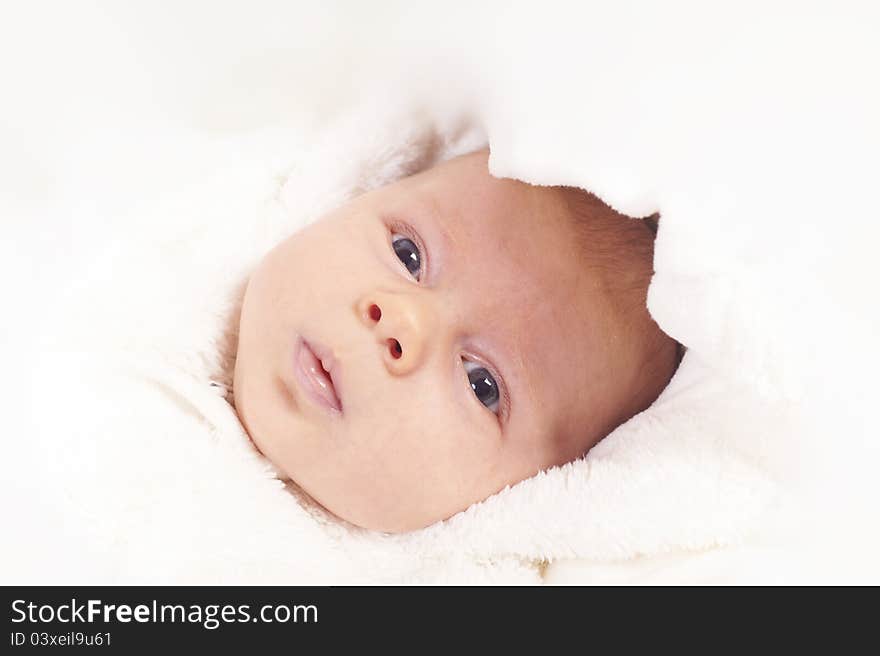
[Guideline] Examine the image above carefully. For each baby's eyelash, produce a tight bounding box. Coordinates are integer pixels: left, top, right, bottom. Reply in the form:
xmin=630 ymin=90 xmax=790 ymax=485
xmin=463 ymin=353 xmax=512 ymax=425
xmin=387 ymin=220 xmax=428 ymax=282
xmin=497 ymin=369 xmax=512 ymax=424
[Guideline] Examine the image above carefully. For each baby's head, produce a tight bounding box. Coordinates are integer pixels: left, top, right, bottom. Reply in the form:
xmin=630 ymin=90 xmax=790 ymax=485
xmin=233 ymin=149 xmax=679 ymax=532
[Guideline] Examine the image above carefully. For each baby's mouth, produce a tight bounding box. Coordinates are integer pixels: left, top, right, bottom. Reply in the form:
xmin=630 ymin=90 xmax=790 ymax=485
xmin=293 ymin=337 xmax=343 ymax=414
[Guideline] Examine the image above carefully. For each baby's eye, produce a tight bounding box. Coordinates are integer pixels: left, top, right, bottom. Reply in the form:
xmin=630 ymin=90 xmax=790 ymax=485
xmin=463 ymin=359 xmax=501 ymax=415
xmin=391 ymin=233 xmax=421 ymax=281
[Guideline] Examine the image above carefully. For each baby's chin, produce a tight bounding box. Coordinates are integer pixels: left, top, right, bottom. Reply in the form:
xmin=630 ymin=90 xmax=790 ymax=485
xmin=305 ymin=483 xmax=454 ymax=534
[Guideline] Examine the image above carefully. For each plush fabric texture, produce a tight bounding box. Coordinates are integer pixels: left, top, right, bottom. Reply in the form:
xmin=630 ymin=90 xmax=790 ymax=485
xmin=25 ymin=2 xmax=879 ymax=584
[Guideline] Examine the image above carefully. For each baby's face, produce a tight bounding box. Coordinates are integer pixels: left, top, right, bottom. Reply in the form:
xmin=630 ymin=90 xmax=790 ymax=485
xmin=234 ymin=149 xmax=623 ymax=532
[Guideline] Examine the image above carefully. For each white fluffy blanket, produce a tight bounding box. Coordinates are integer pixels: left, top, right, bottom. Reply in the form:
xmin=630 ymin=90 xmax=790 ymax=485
xmin=22 ymin=1 xmax=880 ymax=583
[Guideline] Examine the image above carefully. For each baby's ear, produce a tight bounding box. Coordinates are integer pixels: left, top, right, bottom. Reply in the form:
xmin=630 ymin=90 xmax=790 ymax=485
xmin=278 ymin=95 xmax=487 ymax=216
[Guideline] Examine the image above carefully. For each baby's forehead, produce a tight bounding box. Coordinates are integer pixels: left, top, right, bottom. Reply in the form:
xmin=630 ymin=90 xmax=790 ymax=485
xmin=411 ymin=166 xmax=581 ymax=292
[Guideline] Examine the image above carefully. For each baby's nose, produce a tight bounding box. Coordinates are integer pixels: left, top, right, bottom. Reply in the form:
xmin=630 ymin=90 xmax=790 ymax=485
xmin=365 ymin=302 xmax=404 ymax=360
xmin=357 ymin=294 xmax=429 ymax=374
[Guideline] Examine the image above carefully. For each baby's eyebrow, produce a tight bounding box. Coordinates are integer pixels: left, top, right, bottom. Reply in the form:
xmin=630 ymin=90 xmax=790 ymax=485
xmin=403 ymin=195 xmax=456 ymax=282
xmin=415 ymin=194 xmax=456 ymax=252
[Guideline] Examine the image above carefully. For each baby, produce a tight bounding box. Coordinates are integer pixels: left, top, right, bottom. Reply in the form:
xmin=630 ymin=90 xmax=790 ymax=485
xmin=233 ymin=148 xmax=679 ymax=533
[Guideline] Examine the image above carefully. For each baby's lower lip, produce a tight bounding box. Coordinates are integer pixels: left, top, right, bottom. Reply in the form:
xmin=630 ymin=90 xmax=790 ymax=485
xmin=293 ymin=337 xmax=343 ymax=415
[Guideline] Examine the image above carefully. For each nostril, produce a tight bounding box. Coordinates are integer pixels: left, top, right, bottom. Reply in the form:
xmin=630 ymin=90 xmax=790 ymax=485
xmin=388 ymin=338 xmax=402 ymax=359
xmin=368 ymin=304 xmax=382 ymax=322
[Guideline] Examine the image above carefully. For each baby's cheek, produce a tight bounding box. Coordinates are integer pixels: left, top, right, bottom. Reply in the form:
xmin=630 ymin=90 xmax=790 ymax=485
xmin=355 ymin=403 xmax=467 ymax=478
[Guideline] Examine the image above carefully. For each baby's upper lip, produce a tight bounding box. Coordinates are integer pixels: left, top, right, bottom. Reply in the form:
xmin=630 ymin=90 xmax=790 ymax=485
xmin=307 ymin=339 xmax=336 ymax=375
